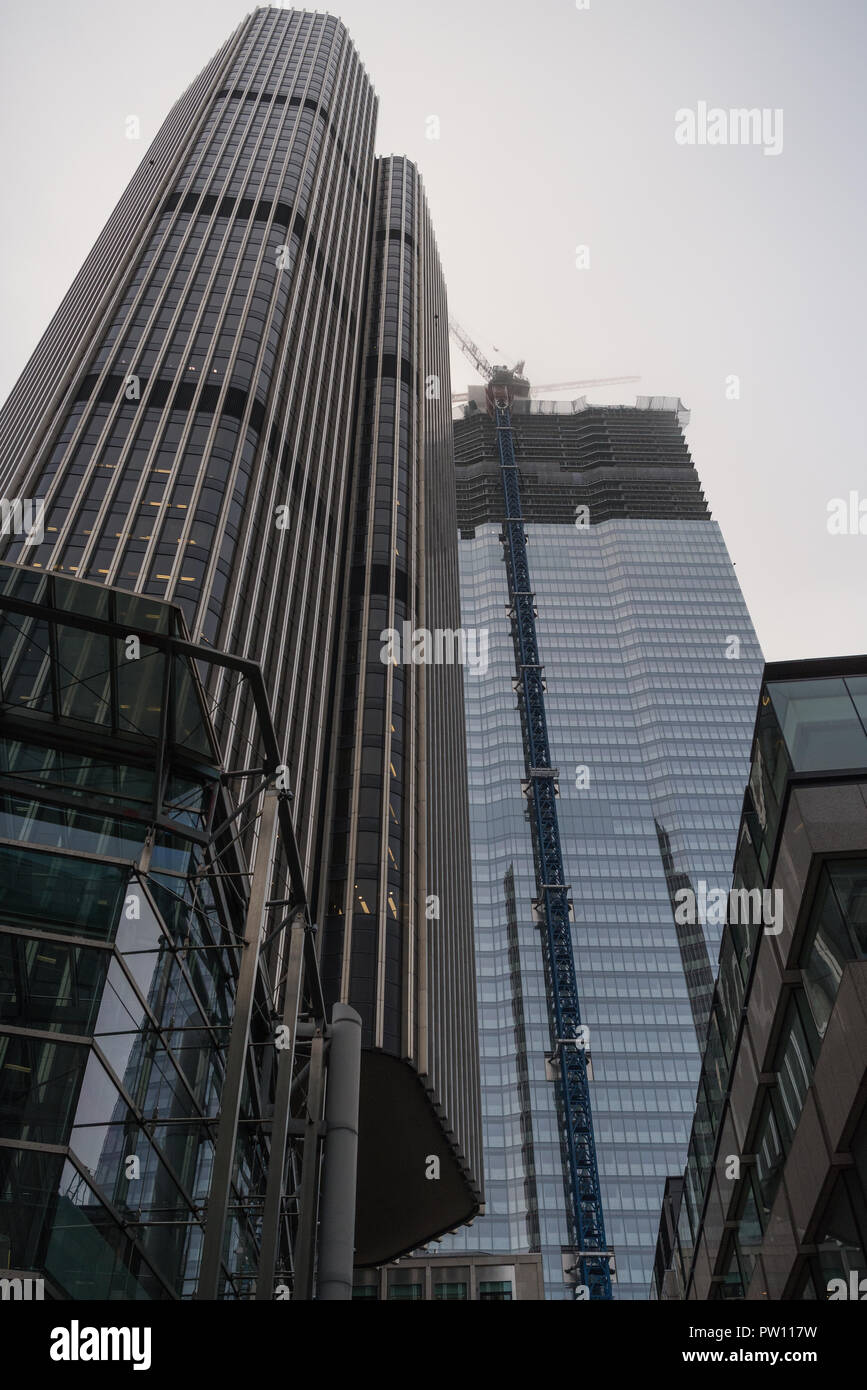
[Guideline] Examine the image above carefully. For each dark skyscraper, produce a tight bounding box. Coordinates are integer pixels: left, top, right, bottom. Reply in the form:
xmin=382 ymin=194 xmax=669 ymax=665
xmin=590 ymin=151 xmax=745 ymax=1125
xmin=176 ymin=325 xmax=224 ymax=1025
xmin=0 ymin=6 xmax=481 ymax=1295
xmin=318 ymin=154 xmax=482 ymax=1262
xmin=433 ymin=391 xmax=764 ymax=1297
xmin=0 ymin=6 xmax=377 ymax=875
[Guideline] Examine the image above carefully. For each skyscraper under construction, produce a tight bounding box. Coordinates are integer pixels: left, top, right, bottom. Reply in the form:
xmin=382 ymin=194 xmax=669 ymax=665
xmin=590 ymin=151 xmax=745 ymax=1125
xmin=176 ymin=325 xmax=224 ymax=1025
xmin=431 ymin=380 xmax=764 ymax=1298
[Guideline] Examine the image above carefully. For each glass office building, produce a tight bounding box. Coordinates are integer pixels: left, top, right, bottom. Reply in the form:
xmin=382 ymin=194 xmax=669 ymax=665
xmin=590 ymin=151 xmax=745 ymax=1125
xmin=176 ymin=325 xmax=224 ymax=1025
xmin=0 ymin=7 xmax=481 ymax=1292
xmin=0 ymin=565 xmax=258 ymax=1297
xmin=435 ymin=395 xmax=764 ymax=1298
xmin=652 ymin=659 xmax=867 ymax=1301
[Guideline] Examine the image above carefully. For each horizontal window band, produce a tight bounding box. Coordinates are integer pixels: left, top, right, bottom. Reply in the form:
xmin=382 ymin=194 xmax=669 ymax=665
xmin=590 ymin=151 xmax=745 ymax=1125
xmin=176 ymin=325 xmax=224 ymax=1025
xmin=214 ymin=87 xmax=324 ymax=116
xmin=160 ymin=191 xmax=304 ymax=234
xmin=72 ymin=374 xmax=265 ymax=432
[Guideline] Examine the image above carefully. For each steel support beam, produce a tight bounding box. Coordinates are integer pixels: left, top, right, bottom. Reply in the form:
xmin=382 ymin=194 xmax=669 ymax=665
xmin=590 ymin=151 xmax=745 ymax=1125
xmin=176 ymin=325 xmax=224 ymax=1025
xmin=292 ymin=1028 xmax=326 ymax=1300
xmin=196 ymin=786 xmax=279 ymax=1299
xmin=255 ymin=911 xmax=306 ymax=1299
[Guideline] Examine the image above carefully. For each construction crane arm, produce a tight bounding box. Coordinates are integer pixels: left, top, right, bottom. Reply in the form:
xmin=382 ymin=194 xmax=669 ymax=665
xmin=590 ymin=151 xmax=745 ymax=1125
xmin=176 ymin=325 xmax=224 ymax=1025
xmin=530 ymin=375 xmax=641 ymax=392
xmin=448 ymin=317 xmax=494 ymax=380
xmin=448 ymin=314 xmax=640 ymax=400
xmin=451 ymin=375 xmax=641 ymax=404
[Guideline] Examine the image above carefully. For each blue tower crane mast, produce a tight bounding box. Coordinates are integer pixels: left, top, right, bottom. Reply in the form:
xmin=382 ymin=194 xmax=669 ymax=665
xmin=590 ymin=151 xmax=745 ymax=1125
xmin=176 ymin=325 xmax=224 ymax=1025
xmin=485 ymin=360 xmax=613 ymax=1300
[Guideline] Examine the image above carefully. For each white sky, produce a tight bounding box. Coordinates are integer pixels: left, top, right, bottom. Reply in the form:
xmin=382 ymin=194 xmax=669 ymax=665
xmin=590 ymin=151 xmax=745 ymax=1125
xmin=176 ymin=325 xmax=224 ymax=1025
xmin=1 ymin=0 xmax=865 ymax=661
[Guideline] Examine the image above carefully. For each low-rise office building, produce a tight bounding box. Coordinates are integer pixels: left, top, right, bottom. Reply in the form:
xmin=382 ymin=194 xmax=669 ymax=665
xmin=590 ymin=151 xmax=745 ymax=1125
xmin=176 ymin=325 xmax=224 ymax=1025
xmin=353 ymin=1252 xmax=544 ymax=1300
xmin=651 ymin=656 xmax=867 ymax=1300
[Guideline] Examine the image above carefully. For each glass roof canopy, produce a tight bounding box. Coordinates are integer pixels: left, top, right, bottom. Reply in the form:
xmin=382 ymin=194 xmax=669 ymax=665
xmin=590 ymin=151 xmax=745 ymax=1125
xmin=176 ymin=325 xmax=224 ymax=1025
xmin=0 ymin=562 xmax=220 ymax=771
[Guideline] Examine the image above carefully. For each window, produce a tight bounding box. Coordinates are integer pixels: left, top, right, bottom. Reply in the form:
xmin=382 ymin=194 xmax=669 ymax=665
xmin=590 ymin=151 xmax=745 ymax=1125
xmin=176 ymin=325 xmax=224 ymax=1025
xmin=765 ymin=678 xmax=867 ymax=773
xmin=801 ymin=860 xmax=867 ymax=1039
xmin=0 ymin=1034 xmax=89 ymax=1144
xmin=772 ymin=998 xmax=814 ymax=1148
xmin=0 ymin=845 xmax=128 ymax=940
xmin=433 ymin=1282 xmax=468 ymax=1300
xmin=753 ymin=1095 xmax=786 ymax=1223
xmin=479 ymin=1280 xmax=513 ymax=1301
xmin=809 ymin=1172 xmax=867 ymax=1296
xmin=733 ymin=1169 xmax=764 ymax=1286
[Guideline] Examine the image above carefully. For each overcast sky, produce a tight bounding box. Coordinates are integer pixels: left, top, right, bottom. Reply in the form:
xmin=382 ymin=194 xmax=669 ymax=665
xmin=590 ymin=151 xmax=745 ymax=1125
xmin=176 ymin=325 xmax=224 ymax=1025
xmin=1 ymin=0 xmax=864 ymax=662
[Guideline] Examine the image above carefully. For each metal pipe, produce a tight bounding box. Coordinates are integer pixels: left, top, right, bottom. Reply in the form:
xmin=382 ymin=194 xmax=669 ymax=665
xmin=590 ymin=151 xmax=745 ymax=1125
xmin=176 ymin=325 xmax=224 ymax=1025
xmin=316 ymin=1003 xmax=362 ymax=1300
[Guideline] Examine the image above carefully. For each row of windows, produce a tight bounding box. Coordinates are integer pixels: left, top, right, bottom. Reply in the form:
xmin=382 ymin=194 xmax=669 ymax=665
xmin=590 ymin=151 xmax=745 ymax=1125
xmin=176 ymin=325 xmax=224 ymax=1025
xmin=676 ymin=857 xmax=867 ymax=1296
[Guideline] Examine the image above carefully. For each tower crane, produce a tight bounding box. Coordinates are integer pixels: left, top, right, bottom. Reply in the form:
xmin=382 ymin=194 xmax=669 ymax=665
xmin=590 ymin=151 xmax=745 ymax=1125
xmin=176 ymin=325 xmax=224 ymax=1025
xmin=448 ymin=317 xmax=495 ymax=381
xmin=448 ymin=317 xmax=640 ymax=402
xmin=449 ymin=317 xmax=616 ymax=1299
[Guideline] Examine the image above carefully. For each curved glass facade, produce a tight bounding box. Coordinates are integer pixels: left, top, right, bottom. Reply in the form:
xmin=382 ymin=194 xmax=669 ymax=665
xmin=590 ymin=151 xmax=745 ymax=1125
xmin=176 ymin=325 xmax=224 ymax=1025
xmin=438 ymin=403 xmax=763 ymax=1298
